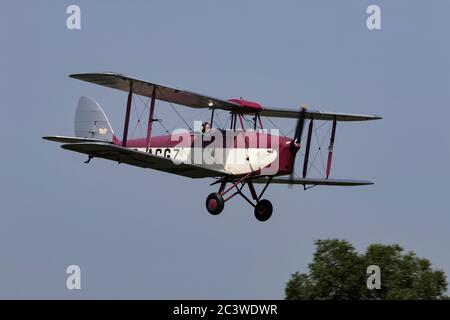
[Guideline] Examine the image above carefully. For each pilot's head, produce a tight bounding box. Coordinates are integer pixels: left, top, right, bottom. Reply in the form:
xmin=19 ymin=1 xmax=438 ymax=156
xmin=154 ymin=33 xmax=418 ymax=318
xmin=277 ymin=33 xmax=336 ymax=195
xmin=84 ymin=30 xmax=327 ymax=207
xmin=202 ymin=122 xmax=211 ymax=134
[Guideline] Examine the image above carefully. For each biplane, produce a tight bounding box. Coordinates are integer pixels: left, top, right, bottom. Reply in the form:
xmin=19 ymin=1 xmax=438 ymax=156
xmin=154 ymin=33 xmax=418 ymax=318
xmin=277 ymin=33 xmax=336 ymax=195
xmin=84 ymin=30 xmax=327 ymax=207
xmin=43 ymin=73 xmax=381 ymax=222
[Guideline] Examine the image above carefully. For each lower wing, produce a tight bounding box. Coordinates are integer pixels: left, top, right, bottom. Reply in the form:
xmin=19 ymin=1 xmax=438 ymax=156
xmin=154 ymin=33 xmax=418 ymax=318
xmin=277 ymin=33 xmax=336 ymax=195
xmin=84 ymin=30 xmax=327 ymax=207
xmin=60 ymin=142 xmax=227 ymax=179
xmin=252 ymin=177 xmax=374 ymax=186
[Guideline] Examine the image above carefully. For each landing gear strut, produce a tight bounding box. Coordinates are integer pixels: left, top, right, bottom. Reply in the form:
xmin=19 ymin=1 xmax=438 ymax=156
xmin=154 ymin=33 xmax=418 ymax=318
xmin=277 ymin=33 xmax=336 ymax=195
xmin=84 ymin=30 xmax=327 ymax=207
xmin=206 ymin=175 xmax=274 ymax=222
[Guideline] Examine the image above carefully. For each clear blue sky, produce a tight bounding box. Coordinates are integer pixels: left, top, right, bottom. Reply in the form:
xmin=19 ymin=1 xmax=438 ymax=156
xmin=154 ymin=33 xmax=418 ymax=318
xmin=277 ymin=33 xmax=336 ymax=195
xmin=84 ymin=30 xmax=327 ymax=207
xmin=1 ymin=0 xmax=449 ymax=298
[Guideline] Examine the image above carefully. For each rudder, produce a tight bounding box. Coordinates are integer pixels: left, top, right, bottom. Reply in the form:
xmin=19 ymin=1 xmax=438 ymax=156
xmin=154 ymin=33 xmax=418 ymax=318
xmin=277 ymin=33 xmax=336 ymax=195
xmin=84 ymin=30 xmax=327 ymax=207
xmin=75 ymin=96 xmax=114 ymax=141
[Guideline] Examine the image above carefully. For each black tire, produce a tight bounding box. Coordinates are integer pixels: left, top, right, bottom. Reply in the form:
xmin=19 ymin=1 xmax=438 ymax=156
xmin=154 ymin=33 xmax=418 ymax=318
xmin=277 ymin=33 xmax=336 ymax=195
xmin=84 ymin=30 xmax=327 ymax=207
xmin=206 ymin=193 xmax=225 ymax=215
xmin=254 ymin=199 xmax=273 ymax=222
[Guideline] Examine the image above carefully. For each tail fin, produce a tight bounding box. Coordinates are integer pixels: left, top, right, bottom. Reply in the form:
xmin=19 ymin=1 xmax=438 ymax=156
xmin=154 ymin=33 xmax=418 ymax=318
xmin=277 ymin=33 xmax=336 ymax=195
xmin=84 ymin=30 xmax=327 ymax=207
xmin=75 ymin=96 xmax=115 ymax=141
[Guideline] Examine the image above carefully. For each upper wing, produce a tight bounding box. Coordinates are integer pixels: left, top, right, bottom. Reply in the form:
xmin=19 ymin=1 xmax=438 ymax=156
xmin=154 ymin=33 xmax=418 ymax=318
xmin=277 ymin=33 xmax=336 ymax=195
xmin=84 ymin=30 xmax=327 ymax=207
xmin=259 ymin=108 xmax=382 ymax=121
xmin=70 ymin=72 xmax=381 ymax=121
xmin=61 ymin=142 xmax=226 ymax=178
xmin=70 ymin=73 xmax=240 ymax=111
xmin=252 ymin=177 xmax=374 ymax=186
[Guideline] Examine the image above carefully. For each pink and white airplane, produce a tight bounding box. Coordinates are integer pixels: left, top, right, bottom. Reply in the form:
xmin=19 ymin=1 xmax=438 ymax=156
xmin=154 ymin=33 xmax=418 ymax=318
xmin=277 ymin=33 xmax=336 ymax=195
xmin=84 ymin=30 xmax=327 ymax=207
xmin=44 ymin=73 xmax=381 ymax=222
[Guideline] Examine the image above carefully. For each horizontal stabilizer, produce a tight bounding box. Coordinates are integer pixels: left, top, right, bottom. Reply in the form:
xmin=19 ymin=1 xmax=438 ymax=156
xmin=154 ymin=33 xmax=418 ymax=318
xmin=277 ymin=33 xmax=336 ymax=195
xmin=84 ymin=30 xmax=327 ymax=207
xmin=252 ymin=177 xmax=374 ymax=186
xmin=43 ymin=136 xmax=114 ymax=144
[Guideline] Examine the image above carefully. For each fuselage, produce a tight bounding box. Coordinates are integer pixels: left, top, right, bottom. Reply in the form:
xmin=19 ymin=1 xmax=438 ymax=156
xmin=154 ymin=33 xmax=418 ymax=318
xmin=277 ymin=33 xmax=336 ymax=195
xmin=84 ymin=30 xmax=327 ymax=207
xmin=115 ymin=129 xmax=296 ymax=177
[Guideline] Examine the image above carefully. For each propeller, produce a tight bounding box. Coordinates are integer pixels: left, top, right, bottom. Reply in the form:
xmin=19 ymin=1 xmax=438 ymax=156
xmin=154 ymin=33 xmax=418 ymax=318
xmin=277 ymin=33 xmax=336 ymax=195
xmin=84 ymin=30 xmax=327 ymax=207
xmin=289 ymin=107 xmax=307 ymax=184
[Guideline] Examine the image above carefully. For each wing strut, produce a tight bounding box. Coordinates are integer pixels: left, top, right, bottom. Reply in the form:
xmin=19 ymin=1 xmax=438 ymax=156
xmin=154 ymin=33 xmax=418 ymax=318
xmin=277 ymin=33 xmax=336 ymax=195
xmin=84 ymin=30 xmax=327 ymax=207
xmin=122 ymin=81 xmax=133 ymax=147
xmin=145 ymin=86 xmax=157 ymax=152
xmin=302 ymin=119 xmax=314 ymax=178
xmin=210 ymin=109 xmax=215 ymax=130
xmin=326 ymin=118 xmax=337 ymax=178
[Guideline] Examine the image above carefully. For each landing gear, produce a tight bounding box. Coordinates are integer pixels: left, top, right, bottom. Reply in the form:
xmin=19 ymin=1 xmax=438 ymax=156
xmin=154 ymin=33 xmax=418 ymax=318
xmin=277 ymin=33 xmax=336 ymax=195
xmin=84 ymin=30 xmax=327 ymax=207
xmin=206 ymin=175 xmax=275 ymax=222
xmin=206 ymin=192 xmax=224 ymax=215
xmin=254 ymin=199 xmax=273 ymax=222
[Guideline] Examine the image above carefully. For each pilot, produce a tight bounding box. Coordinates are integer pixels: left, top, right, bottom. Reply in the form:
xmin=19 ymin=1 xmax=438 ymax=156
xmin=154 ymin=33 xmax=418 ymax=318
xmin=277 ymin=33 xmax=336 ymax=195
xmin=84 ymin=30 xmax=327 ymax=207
xmin=202 ymin=122 xmax=211 ymax=134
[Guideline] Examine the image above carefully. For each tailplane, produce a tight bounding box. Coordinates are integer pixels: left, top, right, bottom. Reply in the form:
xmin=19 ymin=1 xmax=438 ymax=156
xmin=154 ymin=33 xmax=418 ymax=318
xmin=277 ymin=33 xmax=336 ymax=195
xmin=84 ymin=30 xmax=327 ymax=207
xmin=43 ymin=96 xmax=118 ymax=144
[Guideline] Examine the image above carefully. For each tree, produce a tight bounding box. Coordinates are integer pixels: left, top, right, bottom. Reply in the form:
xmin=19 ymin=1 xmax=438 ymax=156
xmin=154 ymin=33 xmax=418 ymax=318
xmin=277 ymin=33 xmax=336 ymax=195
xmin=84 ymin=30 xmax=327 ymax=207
xmin=285 ymin=239 xmax=447 ymax=300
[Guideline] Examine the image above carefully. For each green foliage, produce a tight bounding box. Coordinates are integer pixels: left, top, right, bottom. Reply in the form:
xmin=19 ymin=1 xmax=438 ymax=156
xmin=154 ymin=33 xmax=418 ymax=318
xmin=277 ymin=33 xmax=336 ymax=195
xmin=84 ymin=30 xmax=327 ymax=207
xmin=285 ymin=239 xmax=447 ymax=300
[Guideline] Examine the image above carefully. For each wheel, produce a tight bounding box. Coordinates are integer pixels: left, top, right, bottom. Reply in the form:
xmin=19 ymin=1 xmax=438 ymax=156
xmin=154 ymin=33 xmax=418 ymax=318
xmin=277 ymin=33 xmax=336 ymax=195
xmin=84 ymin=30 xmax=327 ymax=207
xmin=254 ymin=199 xmax=273 ymax=222
xmin=206 ymin=193 xmax=225 ymax=215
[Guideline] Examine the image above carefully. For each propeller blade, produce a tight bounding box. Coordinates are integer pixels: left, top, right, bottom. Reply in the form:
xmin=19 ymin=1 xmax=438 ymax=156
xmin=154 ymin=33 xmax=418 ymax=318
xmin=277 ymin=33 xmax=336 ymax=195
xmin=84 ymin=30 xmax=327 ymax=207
xmin=289 ymin=107 xmax=307 ymax=186
xmin=293 ymin=107 xmax=306 ymax=144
